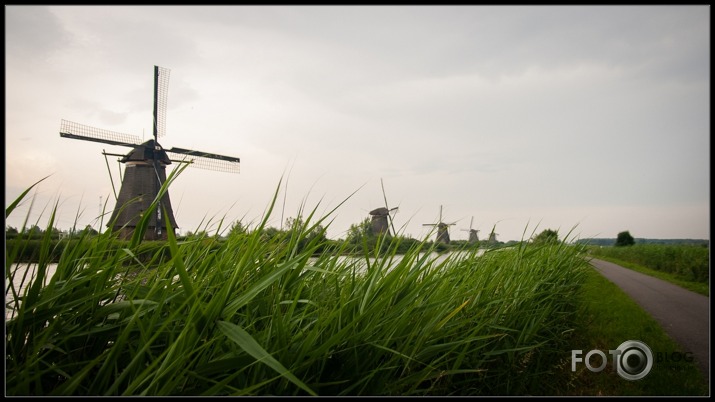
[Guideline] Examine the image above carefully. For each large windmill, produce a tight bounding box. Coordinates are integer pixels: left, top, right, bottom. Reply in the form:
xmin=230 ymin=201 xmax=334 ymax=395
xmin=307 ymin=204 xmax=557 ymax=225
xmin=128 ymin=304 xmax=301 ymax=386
xmin=461 ymin=216 xmax=480 ymax=244
xmin=59 ymin=66 xmax=241 ymax=241
xmin=422 ymin=205 xmax=456 ymax=244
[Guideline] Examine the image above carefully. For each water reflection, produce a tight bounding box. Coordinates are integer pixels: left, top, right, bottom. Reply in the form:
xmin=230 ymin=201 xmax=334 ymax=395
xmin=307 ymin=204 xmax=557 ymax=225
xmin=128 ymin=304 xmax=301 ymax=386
xmin=6 ymin=263 xmax=58 ymax=320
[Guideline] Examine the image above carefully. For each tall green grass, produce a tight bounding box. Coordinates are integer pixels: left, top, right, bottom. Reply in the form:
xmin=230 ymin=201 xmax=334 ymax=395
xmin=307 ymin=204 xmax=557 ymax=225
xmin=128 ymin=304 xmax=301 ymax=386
xmin=6 ymin=177 xmax=591 ymax=395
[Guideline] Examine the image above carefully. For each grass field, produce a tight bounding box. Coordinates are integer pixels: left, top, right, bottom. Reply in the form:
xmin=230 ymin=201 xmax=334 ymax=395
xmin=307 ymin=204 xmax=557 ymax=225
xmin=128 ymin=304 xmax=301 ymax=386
xmin=5 ymin=178 xmax=709 ymax=396
xmin=588 ymin=244 xmax=709 ymax=296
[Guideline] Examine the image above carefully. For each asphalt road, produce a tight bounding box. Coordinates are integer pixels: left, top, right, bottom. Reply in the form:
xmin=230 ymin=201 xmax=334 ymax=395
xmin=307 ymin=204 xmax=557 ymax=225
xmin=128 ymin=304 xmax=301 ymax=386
xmin=589 ymin=258 xmax=709 ymax=379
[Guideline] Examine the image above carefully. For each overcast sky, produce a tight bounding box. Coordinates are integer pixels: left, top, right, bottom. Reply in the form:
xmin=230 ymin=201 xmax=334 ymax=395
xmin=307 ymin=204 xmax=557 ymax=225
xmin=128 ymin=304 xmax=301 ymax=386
xmin=5 ymin=5 xmax=710 ymax=242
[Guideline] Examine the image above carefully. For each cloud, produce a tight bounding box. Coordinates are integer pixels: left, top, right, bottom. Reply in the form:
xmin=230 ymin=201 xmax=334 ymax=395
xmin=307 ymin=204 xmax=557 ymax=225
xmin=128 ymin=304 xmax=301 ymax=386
xmin=5 ymin=6 xmax=709 ymax=241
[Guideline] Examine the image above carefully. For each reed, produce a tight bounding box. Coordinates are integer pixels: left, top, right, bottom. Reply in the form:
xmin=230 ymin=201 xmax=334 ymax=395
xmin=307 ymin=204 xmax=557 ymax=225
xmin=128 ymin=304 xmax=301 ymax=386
xmin=589 ymin=244 xmax=709 ymax=284
xmin=6 ymin=177 xmax=590 ymax=396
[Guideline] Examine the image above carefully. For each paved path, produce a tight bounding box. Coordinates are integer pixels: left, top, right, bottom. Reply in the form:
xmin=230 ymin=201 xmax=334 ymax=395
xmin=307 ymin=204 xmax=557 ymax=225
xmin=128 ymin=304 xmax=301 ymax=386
xmin=589 ymin=258 xmax=709 ymax=379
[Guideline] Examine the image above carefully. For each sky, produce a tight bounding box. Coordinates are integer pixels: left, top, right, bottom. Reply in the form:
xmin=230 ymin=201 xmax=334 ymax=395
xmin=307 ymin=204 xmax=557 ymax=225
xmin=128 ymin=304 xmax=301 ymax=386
xmin=5 ymin=5 xmax=710 ymax=242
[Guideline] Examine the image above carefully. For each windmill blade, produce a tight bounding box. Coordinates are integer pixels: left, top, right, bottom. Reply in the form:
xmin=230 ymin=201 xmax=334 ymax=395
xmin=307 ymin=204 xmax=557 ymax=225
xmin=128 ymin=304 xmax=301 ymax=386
xmin=154 ymin=66 xmax=170 ymax=140
xmin=462 ymin=217 xmax=474 ymax=232
xmin=167 ymin=148 xmax=240 ymax=173
xmin=380 ymin=178 xmax=397 ymax=236
xmin=60 ymin=119 xmax=142 ymax=148
xmin=167 ymin=147 xmax=241 ymax=163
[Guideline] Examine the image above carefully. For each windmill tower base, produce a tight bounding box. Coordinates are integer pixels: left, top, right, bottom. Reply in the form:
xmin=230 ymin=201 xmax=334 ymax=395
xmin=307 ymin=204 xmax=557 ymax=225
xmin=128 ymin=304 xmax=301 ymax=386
xmin=436 ymin=226 xmax=450 ymax=244
xmin=108 ymin=160 xmax=178 ymax=241
xmin=369 ymin=207 xmax=393 ymax=236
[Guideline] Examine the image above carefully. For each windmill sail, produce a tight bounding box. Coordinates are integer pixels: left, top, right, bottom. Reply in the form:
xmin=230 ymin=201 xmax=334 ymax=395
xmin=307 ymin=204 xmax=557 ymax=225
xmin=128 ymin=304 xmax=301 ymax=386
xmin=60 ymin=119 xmax=142 ymax=147
xmin=59 ymin=66 xmax=241 ymax=240
xmin=154 ymin=66 xmax=170 ymax=139
xmin=167 ymin=148 xmax=240 ymax=172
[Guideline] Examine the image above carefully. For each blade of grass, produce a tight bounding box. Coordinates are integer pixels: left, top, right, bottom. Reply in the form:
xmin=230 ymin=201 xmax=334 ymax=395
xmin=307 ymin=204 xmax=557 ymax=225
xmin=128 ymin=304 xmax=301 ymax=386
xmin=217 ymin=320 xmax=317 ymax=396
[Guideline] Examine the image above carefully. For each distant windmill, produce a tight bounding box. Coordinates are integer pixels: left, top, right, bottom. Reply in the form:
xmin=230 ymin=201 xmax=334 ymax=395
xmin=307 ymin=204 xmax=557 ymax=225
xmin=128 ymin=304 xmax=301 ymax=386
xmin=487 ymin=227 xmax=499 ymax=244
xmin=461 ymin=216 xmax=480 ymax=244
xmin=369 ymin=206 xmax=398 ymax=236
xmin=60 ymin=66 xmax=241 ymax=240
xmin=369 ymin=178 xmax=398 ymax=236
xmin=422 ymin=205 xmax=456 ymax=244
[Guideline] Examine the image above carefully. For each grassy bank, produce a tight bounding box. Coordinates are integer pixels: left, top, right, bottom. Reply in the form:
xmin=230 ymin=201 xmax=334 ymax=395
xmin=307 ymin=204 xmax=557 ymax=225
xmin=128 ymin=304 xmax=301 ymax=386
xmin=588 ymin=244 xmax=709 ymax=296
xmin=557 ymin=266 xmax=708 ymax=396
xmin=6 ymin=179 xmax=708 ymax=395
xmin=7 ymin=180 xmax=593 ymax=396
xmin=5 ymin=231 xmax=591 ymax=395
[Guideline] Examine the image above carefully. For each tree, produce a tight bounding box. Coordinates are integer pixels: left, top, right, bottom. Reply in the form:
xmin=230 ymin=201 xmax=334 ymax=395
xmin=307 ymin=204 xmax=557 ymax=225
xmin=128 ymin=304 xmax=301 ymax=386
xmin=283 ymin=216 xmax=327 ymax=251
xmin=261 ymin=226 xmax=283 ymax=242
xmin=82 ymin=225 xmax=99 ymax=236
xmin=49 ymin=227 xmax=62 ymax=240
xmin=615 ymin=231 xmax=635 ymax=247
xmin=532 ymin=229 xmax=559 ymax=245
xmin=346 ymin=218 xmax=372 ymax=244
xmin=228 ymin=221 xmax=247 ymax=237
xmin=23 ymin=225 xmax=44 ymax=238
xmin=187 ymin=230 xmax=209 ymax=239
xmin=6 ymin=226 xmax=20 ymax=240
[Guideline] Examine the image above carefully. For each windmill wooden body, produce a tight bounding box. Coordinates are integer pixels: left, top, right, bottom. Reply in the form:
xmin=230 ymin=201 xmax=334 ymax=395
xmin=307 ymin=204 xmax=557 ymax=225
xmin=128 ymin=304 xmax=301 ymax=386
xmin=422 ymin=205 xmax=456 ymax=244
xmin=461 ymin=216 xmax=480 ymax=244
xmin=368 ymin=206 xmax=398 ymax=236
xmin=487 ymin=229 xmax=499 ymax=244
xmin=60 ymin=66 xmax=241 ymax=240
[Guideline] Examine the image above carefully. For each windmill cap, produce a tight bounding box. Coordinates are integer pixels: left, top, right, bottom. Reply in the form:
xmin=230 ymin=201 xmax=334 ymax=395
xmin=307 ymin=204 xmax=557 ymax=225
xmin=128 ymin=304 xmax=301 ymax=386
xmin=369 ymin=207 xmax=390 ymax=216
xmin=121 ymin=140 xmax=172 ymax=164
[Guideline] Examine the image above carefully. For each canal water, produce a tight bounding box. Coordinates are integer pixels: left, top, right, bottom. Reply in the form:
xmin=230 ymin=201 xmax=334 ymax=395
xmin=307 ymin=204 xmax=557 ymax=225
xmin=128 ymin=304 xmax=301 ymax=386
xmin=6 ymin=263 xmax=58 ymax=320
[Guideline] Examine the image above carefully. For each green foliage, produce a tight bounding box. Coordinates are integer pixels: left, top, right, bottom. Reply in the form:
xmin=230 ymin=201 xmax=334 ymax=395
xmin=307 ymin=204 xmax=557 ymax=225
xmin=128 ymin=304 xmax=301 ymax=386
xmin=532 ymin=229 xmax=559 ymax=245
xmin=345 ymin=217 xmax=372 ymax=244
xmin=590 ymin=244 xmax=709 ymax=283
xmin=5 ymin=239 xmax=175 ymax=264
xmin=6 ymin=179 xmax=592 ymax=396
xmin=228 ymin=220 xmax=248 ymax=238
xmin=615 ymin=231 xmax=635 ymax=247
xmin=183 ymin=230 xmax=210 ymax=239
xmin=576 ymin=238 xmax=708 ymax=247
xmin=6 ymin=225 xmax=19 ymax=239
xmin=562 ymin=269 xmax=708 ymax=396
